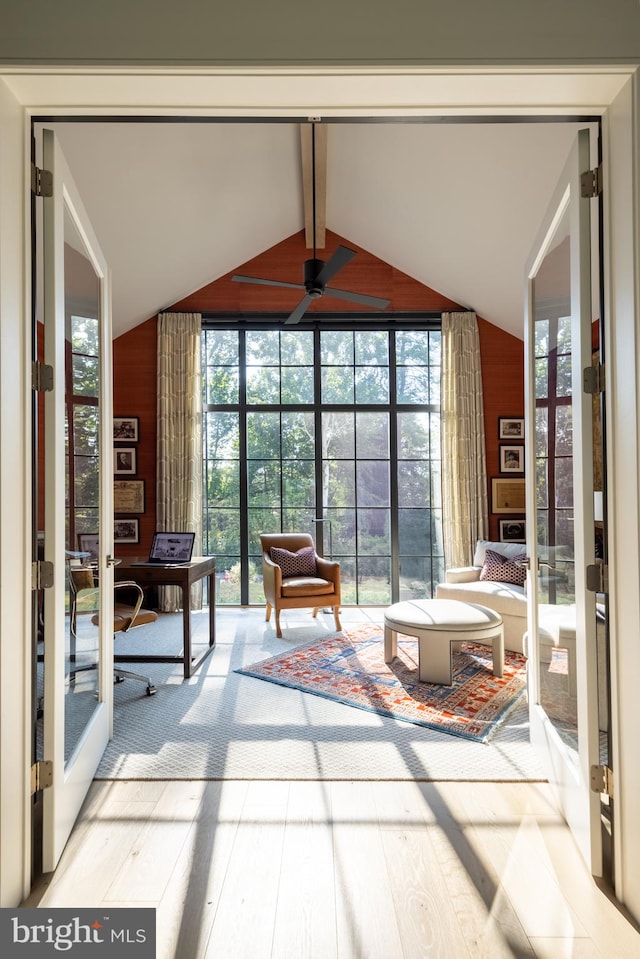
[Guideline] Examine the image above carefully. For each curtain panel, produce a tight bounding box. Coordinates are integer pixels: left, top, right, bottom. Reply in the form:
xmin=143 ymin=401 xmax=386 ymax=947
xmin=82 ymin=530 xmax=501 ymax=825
xmin=441 ymin=311 xmax=489 ymax=568
xmin=157 ymin=312 xmax=203 ymax=611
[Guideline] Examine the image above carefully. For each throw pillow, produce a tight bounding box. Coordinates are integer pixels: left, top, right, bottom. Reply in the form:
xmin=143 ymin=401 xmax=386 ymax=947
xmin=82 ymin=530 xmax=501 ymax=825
xmin=479 ymin=547 xmax=526 ymax=587
xmin=270 ymin=545 xmax=317 ymax=578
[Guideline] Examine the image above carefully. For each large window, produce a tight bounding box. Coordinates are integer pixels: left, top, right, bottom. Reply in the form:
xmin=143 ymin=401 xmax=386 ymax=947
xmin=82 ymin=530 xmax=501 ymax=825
xmin=66 ymin=312 xmax=100 ymax=548
xmin=534 ymin=310 xmax=574 ymax=603
xmin=202 ymin=322 xmax=443 ymax=605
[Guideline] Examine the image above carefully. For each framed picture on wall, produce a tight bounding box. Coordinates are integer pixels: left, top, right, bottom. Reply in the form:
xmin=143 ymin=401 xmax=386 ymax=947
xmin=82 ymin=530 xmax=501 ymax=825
xmin=113 ymin=479 xmax=145 ymax=513
xmin=492 ymin=477 xmax=526 ymax=513
xmin=114 ymin=447 xmax=136 ymax=475
xmin=499 ymin=519 xmax=526 ymax=543
xmin=113 ymin=416 xmax=139 ymax=442
xmin=114 ymin=518 xmax=139 ymax=544
xmin=498 ymin=417 xmax=525 ymax=440
xmin=499 ymin=444 xmax=524 ymax=473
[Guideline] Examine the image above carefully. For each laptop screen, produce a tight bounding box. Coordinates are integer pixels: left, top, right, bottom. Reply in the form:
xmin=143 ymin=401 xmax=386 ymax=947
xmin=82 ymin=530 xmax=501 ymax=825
xmin=149 ymin=531 xmax=195 ymax=563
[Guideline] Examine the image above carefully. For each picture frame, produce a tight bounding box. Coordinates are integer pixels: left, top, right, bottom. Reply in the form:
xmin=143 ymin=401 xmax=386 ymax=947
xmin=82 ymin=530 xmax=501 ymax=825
xmin=114 ymin=518 xmax=139 ymax=544
xmin=491 ymin=477 xmax=526 ymax=514
xmin=114 ymin=416 xmax=139 ymax=442
xmin=499 ymin=519 xmax=526 ymax=543
xmin=113 ymin=479 xmax=145 ymax=514
xmin=77 ymin=532 xmax=99 ymax=562
xmin=499 ymin=444 xmax=525 ymax=473
xmin=114 ymin=447 xmax=136 ymax=475
xmin=498 ymin=417 xmax=525 ymax=440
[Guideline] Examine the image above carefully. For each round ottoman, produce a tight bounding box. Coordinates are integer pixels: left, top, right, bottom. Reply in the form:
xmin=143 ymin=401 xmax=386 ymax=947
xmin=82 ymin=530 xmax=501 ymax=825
xmin=384 ymin=598 xmax=504 ymax=685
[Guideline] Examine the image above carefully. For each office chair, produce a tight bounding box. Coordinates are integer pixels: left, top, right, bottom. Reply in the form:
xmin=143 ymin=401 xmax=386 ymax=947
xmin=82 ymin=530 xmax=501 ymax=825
xmin=69 ymin=565 xmax=158 ymax=696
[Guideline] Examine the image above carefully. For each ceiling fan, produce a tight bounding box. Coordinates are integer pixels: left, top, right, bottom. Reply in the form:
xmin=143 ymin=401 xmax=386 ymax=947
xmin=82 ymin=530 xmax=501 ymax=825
xmin=232 ymin=122 xmax=391 ymax=324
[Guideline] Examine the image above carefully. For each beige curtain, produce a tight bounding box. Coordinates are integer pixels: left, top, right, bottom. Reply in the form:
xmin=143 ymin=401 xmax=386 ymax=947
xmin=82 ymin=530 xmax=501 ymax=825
xmin=157 ymin=312 xmax=203 ymax=611
xmin=441 ymin=311 xmax=488 ymax=568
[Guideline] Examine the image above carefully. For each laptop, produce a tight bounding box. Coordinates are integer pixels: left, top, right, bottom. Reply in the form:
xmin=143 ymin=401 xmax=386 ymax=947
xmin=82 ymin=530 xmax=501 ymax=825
xmin=132 ymin=531 xmax=196 ymax=566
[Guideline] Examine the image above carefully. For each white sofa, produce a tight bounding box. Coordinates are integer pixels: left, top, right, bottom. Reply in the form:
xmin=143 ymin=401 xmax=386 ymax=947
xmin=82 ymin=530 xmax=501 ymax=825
xmin=435 ymin=540 xmax=527 ymax=653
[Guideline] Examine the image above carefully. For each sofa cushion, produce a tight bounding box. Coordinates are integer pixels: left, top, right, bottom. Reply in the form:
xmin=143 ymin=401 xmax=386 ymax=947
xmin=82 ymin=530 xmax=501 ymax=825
xmin=435 ymin=579 xmax=526 ymax=619
xmin=270 ymin=545 xmax=317 ymax=578
xmin=473 ymin=539 xmax=528 ymax=566
xmin=480 ymin=548 xmax=527 ymax=587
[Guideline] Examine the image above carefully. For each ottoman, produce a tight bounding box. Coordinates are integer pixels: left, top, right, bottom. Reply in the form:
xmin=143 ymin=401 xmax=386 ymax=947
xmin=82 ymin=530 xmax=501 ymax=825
xmin=384 ymin=598 xmax=504 ymax=685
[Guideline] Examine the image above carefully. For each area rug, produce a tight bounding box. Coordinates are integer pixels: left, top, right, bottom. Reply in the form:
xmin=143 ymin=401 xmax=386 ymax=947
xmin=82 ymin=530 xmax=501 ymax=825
xmin=236 ymin=625 xmax=528 ymax=743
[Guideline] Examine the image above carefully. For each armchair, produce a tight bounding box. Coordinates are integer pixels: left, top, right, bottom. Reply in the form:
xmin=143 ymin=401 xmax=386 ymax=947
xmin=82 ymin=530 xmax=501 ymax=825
xmin=259 ymin=532 xmax=342 ymax=638
xmin=69 ymin=565 xmax=159 ymax=696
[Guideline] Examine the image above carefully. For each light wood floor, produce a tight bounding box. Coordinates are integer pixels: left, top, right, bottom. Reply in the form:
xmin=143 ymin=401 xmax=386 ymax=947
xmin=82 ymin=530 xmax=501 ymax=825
xmin=25 ymin=778 xmax=640 ymax=958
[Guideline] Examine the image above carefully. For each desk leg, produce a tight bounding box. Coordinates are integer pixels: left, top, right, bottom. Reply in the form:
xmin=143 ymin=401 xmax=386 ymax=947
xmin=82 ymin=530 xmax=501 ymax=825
xmin=208 ymin=572 xmax=216 ymax=647
xmin=182 ymin=586 xmax=192 ymax=679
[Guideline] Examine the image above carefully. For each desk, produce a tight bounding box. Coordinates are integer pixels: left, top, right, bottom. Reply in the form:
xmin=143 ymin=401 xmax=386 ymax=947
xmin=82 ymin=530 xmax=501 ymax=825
xmin=114 ymin=555 xmax=216 ymax=679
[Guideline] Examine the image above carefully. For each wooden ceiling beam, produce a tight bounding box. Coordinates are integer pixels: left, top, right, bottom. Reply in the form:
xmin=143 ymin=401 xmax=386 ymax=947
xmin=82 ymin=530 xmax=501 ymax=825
xmin=300 ymin=122 xmax=327 ymax=250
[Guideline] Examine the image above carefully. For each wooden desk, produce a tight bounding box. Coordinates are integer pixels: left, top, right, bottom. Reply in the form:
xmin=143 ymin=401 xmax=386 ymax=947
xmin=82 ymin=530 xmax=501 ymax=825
xmin=114 ymin=555 xmax=216 ymax=678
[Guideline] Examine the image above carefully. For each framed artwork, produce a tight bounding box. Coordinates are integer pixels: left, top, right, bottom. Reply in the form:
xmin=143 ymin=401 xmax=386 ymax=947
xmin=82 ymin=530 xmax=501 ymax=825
xmin=114 ymin=447 xmax=136 ymax=475
xmin=499 ymin=519 xmax=526 ymax=543
xmin=499 ymin=444 xmax=524 ymax=473
xmin=114 ymin=416 xmax=139 ymax=442
xmin=113 ymin=479 xmax=145 ymax=514
xmin=491 ymin=477 xmax=526 ymax=514
xmin=498 ymin=417 xmax=525 ymax=440
xmin=77 ymin=532 xmax=99 ymax=562
xmin=114 ymin=518 xmax=139 ymax=544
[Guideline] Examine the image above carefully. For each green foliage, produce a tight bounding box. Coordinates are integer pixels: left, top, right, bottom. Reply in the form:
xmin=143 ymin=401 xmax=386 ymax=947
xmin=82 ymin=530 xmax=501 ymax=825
xmin=202 ymin=327 xmax=444 ymax=602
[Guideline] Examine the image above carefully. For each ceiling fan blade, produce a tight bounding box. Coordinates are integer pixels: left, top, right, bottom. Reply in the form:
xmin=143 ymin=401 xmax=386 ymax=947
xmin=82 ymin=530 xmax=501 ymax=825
xmin=324 ymin=286 xmax=391 ymax=310
xmin=284 ymin=294 xmax=314 ymax=325
xmin=315 ymin=245 xmax=357 ymax=286
xmin=232 ymin=274 xmax=305 ymax=291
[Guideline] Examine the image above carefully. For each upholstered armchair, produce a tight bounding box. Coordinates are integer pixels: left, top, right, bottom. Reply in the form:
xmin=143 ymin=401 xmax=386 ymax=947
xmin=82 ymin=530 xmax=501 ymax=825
xmin=259 ymin=532 xmax=342 ymax=638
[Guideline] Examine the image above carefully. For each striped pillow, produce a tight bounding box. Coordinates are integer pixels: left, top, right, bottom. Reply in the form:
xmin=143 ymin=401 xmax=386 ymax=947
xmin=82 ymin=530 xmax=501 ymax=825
xmin=479 ymin=548 xmax=526 ymax=587
xmin=270 ymin=545 xmax=317 ymax=578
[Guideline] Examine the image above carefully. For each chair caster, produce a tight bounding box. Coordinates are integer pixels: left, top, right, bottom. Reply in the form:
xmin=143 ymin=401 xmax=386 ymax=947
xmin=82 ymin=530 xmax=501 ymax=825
xmin=146 ymin=684 xmax=156 ymax=696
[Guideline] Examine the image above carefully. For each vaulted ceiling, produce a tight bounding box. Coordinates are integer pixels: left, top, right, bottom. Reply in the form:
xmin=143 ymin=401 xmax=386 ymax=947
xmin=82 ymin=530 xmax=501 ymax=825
xmin=42 ymin=118 xmax=591 ymax=340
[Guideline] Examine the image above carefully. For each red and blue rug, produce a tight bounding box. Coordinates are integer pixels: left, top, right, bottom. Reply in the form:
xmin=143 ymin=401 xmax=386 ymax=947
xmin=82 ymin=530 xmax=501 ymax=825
xmin=236 ymin=625 xmax=528 ymax=743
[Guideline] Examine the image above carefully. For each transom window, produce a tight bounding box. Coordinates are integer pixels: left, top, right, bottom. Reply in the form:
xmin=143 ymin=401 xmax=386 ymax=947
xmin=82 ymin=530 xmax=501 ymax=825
xmin=202 ymin=322 xmax=443 ymax=605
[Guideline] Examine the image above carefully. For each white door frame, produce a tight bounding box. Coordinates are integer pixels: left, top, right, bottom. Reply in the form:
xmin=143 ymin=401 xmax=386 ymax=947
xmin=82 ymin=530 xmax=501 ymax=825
xmin=0 ymin=66 xmax=637 ymax=915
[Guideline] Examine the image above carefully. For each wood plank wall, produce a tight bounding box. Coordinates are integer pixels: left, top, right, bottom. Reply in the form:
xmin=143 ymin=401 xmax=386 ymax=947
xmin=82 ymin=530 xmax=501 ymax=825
xmin=114 ymin=230 xmax=523 ymax=555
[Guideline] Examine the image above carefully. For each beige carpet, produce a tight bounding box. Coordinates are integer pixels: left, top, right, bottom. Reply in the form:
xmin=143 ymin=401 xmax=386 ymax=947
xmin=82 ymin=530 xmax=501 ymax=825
xmin=95 ymin=605 xmax=545 ymax=781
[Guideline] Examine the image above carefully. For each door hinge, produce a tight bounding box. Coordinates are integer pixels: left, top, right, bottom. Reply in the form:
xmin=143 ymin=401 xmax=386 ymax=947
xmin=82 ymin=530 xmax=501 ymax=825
xmin=586 ymin=561 xmax=608 ymax=594
xmin=581 ymin=165 xmax=603 ymax=198
xmin=583 ymin=362 xmax=605 ymax=395
xmin=31 ymin=163 xmax=53 ymax=198
xmin=590 ymin=764 xmax=613 ymax=797
xmin=31 ymin=759 xmax=53 ymax=795
xmin=32 ymin=360 xmax=54 ymax=393
xmin=32 ymin=560 xmax=54 ymax=590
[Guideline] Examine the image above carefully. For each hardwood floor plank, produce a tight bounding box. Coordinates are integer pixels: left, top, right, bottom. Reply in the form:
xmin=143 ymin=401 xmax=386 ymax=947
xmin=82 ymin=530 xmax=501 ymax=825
xmin=421 ymin=783 xmax=535 ymax=958
xmin=331 ymin=781 xmax=404 ymax=959
xmin=202 ymin=781 xmax=290 ymax=959
xmin=380 ymin=826 xmax=472 ymax=958
xmin=271 ymin=781 xmax=338 ymax=959
xmin=450 ymin=783 xmax=589 ymax=940
xmin=154 ymin=780 xmax=249 ymax=959
xmin=103 ymin=781 xmax=208 ymax=903
xmin=39 ymin=799 xmax=159 ymax=906
xmin=528 ymin=938 xmax=605 ymax=958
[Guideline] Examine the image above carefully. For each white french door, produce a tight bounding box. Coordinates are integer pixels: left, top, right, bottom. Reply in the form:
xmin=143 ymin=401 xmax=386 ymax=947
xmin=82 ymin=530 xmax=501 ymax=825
xmin=40 ymin=128 xmax=114 ymax=871
xmin=524 ymin=127 xmax=604 ymax=873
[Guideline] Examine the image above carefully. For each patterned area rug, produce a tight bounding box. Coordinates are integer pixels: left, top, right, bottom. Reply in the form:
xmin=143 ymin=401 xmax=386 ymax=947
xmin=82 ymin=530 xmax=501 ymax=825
xmin=236 ymin=625 xmax=528 ymax=743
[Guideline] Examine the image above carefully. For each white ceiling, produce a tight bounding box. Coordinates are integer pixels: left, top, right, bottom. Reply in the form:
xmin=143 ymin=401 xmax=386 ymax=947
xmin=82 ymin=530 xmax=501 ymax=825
xmin=13 ymin=66 xmax=628 ymax=341
xmin=43 ymin=118 xmax=592 ymax=340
